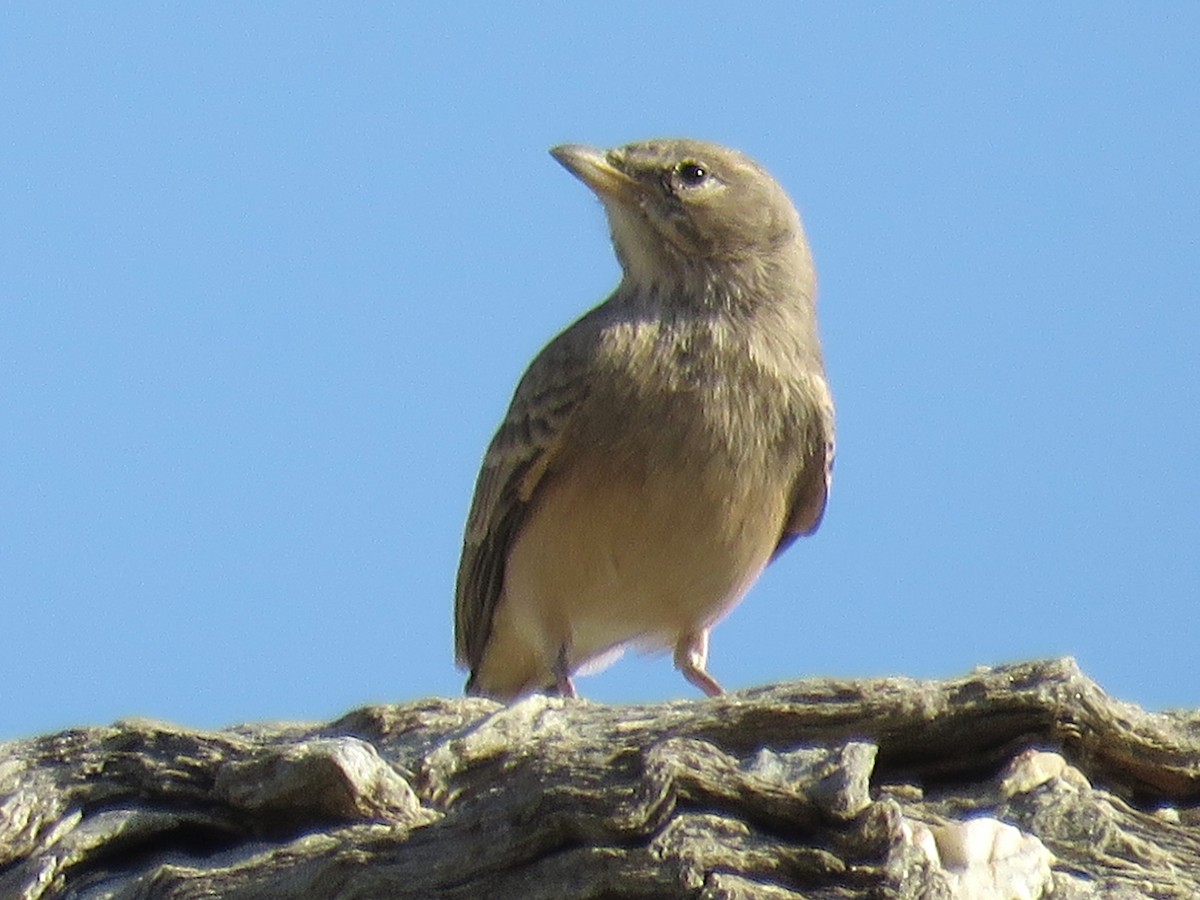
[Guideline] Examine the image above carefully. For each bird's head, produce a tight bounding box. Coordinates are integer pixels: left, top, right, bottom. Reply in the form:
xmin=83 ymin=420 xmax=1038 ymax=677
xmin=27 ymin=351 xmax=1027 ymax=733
xmin=550 ymin=138 xmax=811 ymax=303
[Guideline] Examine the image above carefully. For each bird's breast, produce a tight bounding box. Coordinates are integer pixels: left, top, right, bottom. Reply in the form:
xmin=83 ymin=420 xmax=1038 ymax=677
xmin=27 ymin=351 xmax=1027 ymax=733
xmin=581 ymin=316 xmax=814 ymax=478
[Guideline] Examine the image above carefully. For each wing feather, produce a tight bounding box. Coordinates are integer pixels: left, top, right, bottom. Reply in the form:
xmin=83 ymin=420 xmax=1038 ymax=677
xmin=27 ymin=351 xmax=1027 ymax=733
xmin=454 ymin=333 xmax=595 ymax=671
xmin=772 ymin=379 xmax=835 ymax=560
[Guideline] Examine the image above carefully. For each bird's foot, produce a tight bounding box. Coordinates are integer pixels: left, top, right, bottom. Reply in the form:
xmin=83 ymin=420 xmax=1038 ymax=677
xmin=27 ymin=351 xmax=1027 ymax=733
xmin=674 ymin=631 xmax=724 ymax=697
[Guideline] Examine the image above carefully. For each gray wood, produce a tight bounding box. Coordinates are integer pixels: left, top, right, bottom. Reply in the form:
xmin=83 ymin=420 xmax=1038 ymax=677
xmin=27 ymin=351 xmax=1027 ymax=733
xmin=3 ymin=659 xmax=1198 ymax=898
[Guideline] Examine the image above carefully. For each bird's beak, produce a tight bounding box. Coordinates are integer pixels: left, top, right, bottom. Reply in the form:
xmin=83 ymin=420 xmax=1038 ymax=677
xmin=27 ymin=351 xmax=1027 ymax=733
xmin=550 ymin=144 xmax=641 ymax=205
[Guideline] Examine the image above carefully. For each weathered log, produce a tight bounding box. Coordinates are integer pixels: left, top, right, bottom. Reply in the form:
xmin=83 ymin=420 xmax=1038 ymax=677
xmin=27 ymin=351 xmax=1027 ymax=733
xmin=2 ymin=658 xmax=1198 ymax=898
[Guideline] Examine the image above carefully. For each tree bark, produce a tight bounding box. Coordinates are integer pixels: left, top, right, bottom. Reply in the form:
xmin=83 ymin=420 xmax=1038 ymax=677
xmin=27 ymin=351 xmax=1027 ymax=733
xmin=2 ymin=658 xmax=1198 ymax=898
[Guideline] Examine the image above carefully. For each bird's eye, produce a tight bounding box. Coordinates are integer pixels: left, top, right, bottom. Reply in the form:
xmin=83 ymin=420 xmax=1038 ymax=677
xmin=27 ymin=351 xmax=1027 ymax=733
xmin=676 ymin=161 xmax=709 ymax=187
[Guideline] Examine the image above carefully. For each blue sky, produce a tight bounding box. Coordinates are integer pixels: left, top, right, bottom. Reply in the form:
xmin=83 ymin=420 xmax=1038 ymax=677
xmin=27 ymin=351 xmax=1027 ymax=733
xmin=2 ymin=5 xmax=1197 ymax=740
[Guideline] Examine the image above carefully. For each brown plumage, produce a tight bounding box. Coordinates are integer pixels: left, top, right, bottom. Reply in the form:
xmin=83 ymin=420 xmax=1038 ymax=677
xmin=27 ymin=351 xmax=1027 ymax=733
xmin=455 ymin=138 xmax=834 ymax=700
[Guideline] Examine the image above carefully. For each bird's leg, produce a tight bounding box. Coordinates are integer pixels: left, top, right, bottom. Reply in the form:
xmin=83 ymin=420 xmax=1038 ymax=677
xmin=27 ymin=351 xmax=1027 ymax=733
xmin=552 ymin=644 xmax=578 ymax=698
xmin=674 ymin=630 xmax=724 ymax=697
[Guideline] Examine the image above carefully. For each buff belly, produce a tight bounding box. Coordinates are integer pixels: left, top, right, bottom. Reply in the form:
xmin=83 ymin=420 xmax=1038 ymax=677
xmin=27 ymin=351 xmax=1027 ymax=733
xmin=472 ymin=445 xmax=789 ymax=698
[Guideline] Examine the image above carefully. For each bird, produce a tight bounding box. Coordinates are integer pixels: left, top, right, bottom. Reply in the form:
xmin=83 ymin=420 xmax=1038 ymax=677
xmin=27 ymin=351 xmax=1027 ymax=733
xmin=454 ymin=138 xmax=834 ymax=702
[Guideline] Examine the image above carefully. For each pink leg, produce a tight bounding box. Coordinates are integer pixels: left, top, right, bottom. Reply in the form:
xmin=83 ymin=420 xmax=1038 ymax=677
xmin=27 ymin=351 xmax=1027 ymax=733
xmin=674 ymin=630 xmax=724 ymax=697
xmin=553 ymin=645 xmax=578 ymax=698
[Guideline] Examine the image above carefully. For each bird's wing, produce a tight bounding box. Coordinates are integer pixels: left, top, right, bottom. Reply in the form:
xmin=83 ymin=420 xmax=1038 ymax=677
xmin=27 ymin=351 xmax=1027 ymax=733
xmin=772 ymin=377 xmax=835 ymax=559
xmin=454 ymin=331 xmax=594 ymax=672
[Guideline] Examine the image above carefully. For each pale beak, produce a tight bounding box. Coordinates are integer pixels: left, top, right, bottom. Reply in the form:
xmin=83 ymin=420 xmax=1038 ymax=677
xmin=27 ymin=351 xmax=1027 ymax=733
xmin=550 ymin=144 xmax=642 ymax=205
